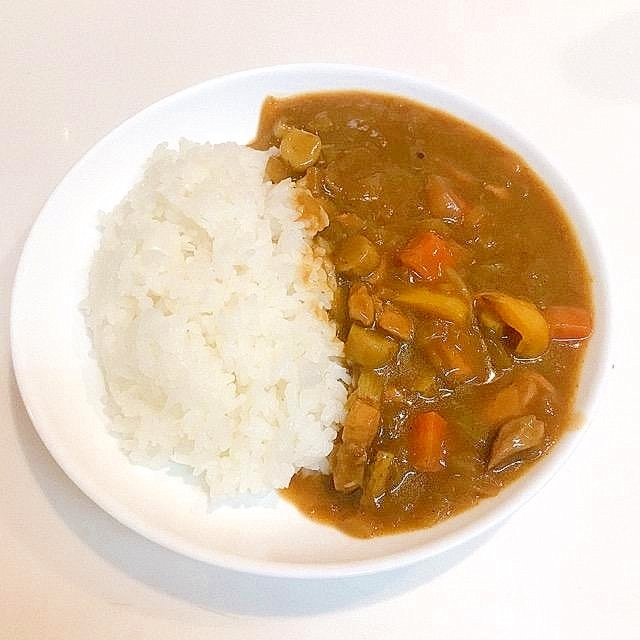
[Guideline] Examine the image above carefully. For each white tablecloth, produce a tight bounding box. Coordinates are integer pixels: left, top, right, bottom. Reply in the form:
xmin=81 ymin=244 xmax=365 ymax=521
xmin=2 ymin=1 xmax=637 ymax=637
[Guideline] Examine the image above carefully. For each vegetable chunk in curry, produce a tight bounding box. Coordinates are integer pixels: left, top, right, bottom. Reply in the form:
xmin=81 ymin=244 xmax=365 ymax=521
xmin=252 ymin=91 xmax=593 ymax=538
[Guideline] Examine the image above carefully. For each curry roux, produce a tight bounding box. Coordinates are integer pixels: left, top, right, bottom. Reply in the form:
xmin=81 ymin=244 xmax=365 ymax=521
xmin=252 ymin=92 xmax=593 ymax=538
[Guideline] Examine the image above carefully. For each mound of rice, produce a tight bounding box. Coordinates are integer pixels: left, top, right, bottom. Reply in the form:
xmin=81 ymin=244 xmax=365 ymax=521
xmin=85 ymin=140 xmax=349 ymax=496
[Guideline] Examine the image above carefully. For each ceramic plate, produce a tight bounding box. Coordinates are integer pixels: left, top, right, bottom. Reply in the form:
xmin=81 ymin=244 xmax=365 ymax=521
xmin=10 ymin=64 xmax=611 ymax=577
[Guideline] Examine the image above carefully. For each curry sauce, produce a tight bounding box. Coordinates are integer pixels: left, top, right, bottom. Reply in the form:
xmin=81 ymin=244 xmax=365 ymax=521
xmin=252 ymin=91 xmax=593 ymax=538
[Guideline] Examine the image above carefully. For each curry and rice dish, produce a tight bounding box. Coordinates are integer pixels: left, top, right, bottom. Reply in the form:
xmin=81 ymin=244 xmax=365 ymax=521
xmin=253 ymin=92 xmax=592 ymax=537
xmin=86 ymin=90 xmax=592 ymax=539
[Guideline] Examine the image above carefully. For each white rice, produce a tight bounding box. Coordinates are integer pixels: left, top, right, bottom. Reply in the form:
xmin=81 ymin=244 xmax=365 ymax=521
xmin=85 ymin=140 xmax=349 ymax=497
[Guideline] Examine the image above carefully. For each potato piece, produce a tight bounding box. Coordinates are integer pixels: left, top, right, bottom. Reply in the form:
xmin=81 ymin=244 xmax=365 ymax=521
xmin=355 ymin=369 xmax=384 ymax=404
xmin=279 ymin=127 xmax=322 ymax=172
xmin=334 ymin=234 xmax=381 ymax=276
xmin=265 ymin=155 xmax=291 ymax=183
xmin=345 ymin=324 xmax=399 ymax=368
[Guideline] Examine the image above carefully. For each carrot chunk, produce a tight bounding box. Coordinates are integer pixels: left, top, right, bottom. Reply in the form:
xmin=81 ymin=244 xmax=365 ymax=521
xmin=408 ymin=411 xmax=448 ymax=472
xmin=543 ymin=305 xmax=593 ymax=341
xmin=398 ymin=231 xmax=457 ymax=280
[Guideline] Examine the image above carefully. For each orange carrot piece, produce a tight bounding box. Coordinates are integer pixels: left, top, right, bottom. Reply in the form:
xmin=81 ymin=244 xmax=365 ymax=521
xmin=398 ymin=231 xmax=457 ymax=280
xmin=408 ymin=411 xmax=448 ymax=472
xmin=543 ymin=305 xmax=593 ymax=341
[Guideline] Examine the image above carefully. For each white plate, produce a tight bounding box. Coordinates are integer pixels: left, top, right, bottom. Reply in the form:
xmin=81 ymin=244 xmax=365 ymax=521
xmin=10 ymin=64 xmax=612 ymax=578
